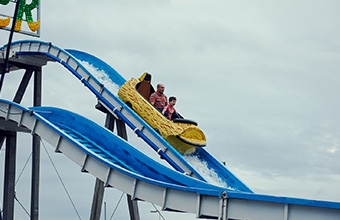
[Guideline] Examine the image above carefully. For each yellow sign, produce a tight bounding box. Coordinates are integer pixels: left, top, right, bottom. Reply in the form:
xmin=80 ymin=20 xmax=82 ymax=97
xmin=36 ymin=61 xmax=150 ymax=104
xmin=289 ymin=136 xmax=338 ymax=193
xmin=0 ymin=0 xmax=40 ymax=33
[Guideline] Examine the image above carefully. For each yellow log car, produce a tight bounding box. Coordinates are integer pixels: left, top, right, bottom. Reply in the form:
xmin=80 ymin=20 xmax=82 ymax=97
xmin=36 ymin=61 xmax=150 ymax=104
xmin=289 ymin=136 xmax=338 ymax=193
xmin=118 ymin=72 xmax=206 ymax=154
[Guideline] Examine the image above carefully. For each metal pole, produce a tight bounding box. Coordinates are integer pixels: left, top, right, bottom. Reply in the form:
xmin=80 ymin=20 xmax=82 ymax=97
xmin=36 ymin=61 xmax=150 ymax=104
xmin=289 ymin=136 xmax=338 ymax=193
xmin=116 ymin=119 xmax=140 ymax=220
xmin=90 ymin=179 xmax=105 ymax=220
xmin=104 ymin=202 xmax=106 ymax=220
xmin=0 ymin=0 xmax=21 ymax=94
xmin=31 ymin=68 xmax=42 ymax=220
xmin=2 ymin=131 xmax=17 ymax=220
xmin=13 ymin=69 xmax=34 ymax=103
xmin=90 ymin=113 xmax=115 ymax=220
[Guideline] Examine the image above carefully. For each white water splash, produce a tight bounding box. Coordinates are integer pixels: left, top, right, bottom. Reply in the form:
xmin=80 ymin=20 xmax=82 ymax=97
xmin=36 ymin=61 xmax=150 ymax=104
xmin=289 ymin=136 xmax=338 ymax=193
xmin=80 ymin=61 xmax=120 ymax=95
xmin=184 ymin=155 xmax=228 ymax=188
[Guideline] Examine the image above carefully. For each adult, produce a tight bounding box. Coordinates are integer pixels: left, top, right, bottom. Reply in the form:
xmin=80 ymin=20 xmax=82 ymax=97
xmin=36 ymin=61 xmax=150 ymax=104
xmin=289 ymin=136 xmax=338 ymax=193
xmin=149 ymin=83 xmax=167 ymax=112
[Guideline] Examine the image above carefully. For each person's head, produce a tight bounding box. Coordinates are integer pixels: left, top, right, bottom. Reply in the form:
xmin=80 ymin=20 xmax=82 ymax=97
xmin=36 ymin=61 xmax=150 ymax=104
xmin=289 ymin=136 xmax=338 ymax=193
xmin=156 ymin=84 xmax=165 ymax=94
xmin=169 ymin=96 xmax=177 ymax=106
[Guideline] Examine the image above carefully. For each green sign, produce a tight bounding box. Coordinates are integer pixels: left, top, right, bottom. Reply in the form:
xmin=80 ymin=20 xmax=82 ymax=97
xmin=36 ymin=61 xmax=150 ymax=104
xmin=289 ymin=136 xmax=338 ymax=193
xmin=0 ymin=0 xmax=40 ymax=32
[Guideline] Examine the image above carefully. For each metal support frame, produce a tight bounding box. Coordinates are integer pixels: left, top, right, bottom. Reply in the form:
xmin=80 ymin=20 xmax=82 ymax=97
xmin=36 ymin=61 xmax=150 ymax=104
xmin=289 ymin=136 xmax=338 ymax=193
xmin=90 ymin=113 xmax=115 ymax=220
xmin=116 ymin=119 xmax=140 ymax=220
xmin=1 ymin=66 xmax=39 ymax=220
xmin=220 ymin=193 xmax=227 ymax=220
xmin=126 ymin=194 xmax=140 ymax=220
xmin=2 ymin=131 xmax=17 ymax=220
xmin=31 ymin=134 xmax=40 ymax=220
xmin=2 ymin=53 xmax=140 ymax=219
xmin=0 ymin=134 xmax=5 ymax=150
xmin=13 ymin=69 xmax=34 ymax=103
xmin=90 ymin=178 xmax=106 ymax=220
xmin=31 ymin=68 xmax=42 ymax=220
xmin=90 ymin=106 xmax=140 ymax=220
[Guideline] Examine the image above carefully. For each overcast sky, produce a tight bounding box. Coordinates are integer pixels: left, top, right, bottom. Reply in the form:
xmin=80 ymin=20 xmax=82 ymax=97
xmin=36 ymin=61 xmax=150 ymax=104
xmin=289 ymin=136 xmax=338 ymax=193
xmin=1 ymin=1 xmax=340 ymax=219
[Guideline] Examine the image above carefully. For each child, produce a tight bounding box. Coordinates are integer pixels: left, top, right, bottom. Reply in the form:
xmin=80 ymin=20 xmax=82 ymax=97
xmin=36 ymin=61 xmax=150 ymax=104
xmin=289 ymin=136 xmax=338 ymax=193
xmin=162 ymin=96 xmax=179 ymax=120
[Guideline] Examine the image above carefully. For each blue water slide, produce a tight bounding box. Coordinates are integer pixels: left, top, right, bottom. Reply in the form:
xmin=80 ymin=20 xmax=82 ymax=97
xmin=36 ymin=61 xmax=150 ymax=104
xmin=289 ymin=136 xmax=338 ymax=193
xmin=0 ymin=99 xmax=225 ymax=217
xmin=29 ymin=105 xmax=222 ymax=192
xmin=2 ymin=40 xmax=340 ymax=219
xmin=0 ymin=39 xmax=251 ymax=191
xmin=66 ymin=48 xmax=252 ymax=192
xmin=1 ymin=98 xmax=340 ymax=220
xmin=0 ymin=40 xmax=203 ymax=179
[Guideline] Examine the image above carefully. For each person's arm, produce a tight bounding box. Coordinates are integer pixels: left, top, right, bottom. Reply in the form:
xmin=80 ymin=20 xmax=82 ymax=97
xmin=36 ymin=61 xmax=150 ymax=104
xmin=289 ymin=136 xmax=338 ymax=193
xmin=149 ymin=94 xmax=155 ymax=105
xmin=162 ymin=106 xmax=168 ymax=115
